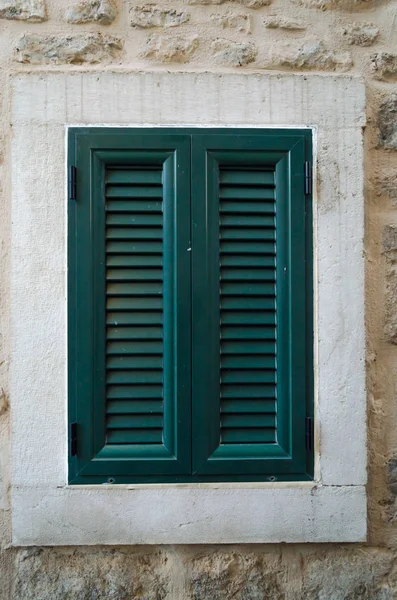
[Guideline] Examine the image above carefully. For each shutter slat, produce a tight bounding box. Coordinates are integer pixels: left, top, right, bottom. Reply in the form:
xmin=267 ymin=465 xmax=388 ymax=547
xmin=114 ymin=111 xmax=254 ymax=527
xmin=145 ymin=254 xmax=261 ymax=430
xmin=221 ymin=370 xmax=276 ymax=384
xmin=221 ymin=326 xmax=276 ymax=340
xmin=107 ymin=282 xmax=163 ymax=296
xmin=221 ymin=282 xmax=275 ymax=296
xmin=107 ymin=241 xmax=162 ymax=254
xmin=107 ymin=370 xmax=163 ymax=385
xmin=105 ymin=166 xmax=165 ymax=447
xmin=219 ymin=166 xmax=277 ymax=446
xmin=221 ymin=215 xmax=275 ymax=228
xmin=107 ymin=269 xmax=163 ymax=282
xmin=106 ymin=200 xmax=162 ymax=213
xmin=220 ymin=228 xmax=276 ymax=241
xmin=107 ymin=255 xmax=163 ymax=267
xmin=107 ymin=385 xmax=163 ymax=399
xmin=220 ymin=202 xmax=275 ymax=214
xmin=107 ymin=311 xmax=163 ymax=325
xmin=107 ymin=415 xmax=163 ymax=429
xmin=221 ymin=269 xmax=275 ymax=282
xmin=107 ymin=356 xmax=163 ymax=369
xmin=106 ymin=185 xmax=162 ymax=198
xmin=107 ymin=400 xmax=163 ymax=414
xmin=107 ymin=326 xmax=163 ymax=340
xmin=222 ymin=355 xmax=276 ymax=369
xmin=220 ymin=170 xmax=274 ymax=186
xmin=221 ymin=311 xmax=275 ymax=325
xmin=221 ymin=297 xmax=275 ymax=310
xmin=221 ymin=255 xmax=275 ymax=268
xmin=220 ymin=187 xmax=275 ymax=200
xmin=221 ymin=384 xmax=276 ymax=398
xmin=106 ymin=214 xmax=163 ymax=226
xmin=107 ymin=341 xmax=163 ymax=355
xmin=221 ymin=399 xmax=276 ymax=414
xmin=107 ymin=297 xmax=163 ymax=310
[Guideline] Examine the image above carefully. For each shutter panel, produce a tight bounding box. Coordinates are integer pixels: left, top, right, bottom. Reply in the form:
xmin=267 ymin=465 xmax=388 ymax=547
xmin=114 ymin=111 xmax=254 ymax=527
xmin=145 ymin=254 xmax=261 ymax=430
xmin=219 ymin=167 xmax=277 ymax=446
xmin=191 ymin=134 xmax=310 ymax=478
xmin=69 ymin=132 xmax=191 ymax=483
xmin=105 ymin=166 xmax=165 ymax=446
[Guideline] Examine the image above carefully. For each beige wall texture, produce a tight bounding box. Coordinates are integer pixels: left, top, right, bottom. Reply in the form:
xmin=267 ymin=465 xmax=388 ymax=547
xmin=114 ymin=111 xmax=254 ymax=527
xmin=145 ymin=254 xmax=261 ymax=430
xmin=1 ymin=0 xmax=397 ymax=597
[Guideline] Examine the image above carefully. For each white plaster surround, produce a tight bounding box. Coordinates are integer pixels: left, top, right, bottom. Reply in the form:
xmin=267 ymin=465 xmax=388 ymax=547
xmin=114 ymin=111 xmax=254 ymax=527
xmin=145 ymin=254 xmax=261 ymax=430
xmin=10 ymin=71 xmax=366 ymax=545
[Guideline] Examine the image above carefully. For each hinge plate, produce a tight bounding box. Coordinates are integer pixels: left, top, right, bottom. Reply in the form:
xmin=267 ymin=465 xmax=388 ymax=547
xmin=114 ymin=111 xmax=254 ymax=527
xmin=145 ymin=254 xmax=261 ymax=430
xmin=304 ymin=161 xmax=312 ymax=196
xmin=70 ymin=422 xmax=78 ymax=456
xmin=69 ymin=165 xmax=77 ymax=201
xmin=305 ymin=416 xmax=313 ymax=452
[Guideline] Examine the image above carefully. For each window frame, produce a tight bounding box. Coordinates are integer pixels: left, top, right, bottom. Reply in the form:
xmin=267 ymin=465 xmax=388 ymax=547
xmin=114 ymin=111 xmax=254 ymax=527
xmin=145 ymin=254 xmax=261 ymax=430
xmin=10 ymin=72 xmax=366 ymax=545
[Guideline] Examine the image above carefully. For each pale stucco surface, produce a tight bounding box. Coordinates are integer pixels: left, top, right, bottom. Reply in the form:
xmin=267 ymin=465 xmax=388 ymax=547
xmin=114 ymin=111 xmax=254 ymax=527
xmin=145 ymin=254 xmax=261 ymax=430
xmin=1 ymin=0 xmax=397 ymax=598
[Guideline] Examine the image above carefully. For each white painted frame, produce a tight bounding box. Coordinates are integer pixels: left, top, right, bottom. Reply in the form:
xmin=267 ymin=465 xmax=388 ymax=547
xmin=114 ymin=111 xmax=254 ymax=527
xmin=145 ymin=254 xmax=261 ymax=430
xmin=10 ymin=71 xmax=366 ymax=545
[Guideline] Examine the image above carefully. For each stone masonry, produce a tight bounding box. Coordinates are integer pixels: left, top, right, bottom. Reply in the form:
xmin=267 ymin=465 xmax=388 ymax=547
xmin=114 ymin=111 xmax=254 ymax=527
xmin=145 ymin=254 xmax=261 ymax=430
xmin=1 ymin=0 xmax=397 ymax=598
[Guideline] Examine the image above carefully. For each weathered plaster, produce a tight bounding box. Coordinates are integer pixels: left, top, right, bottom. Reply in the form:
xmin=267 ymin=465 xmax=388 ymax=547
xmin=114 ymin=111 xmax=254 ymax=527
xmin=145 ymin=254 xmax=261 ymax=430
xmin=9 ymin=71 xmax=366 ymax=545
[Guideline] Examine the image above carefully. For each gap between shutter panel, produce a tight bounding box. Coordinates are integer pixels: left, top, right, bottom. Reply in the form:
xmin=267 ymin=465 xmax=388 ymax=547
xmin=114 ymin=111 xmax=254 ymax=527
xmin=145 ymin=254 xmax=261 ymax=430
xmin=105 ymin=166 xmax=164 ymax=445
xmin=219 ymin=168 xmax=277 ymax=445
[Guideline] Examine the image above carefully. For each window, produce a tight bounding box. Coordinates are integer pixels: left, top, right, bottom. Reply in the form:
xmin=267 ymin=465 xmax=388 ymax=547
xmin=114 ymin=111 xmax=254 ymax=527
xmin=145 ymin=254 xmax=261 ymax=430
xmin=11 ymin=72 xmax=366 ymax=544
xmin=68 ymin=128 xmax=313 ymax=484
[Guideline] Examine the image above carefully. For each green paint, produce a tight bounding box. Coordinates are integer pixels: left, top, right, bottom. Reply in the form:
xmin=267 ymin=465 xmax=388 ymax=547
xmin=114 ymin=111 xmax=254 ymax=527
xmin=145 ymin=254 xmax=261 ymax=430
xmin=68 ymin=128 xmax=313 ymax=484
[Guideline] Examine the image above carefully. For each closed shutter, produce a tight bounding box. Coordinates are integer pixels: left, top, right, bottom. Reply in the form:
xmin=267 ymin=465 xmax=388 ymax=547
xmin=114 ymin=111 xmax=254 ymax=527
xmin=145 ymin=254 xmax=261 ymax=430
xmin=69 ymin=133 xmax=191 ymax=483
xmin=69 ymin=128 xmax=313 ymax=484
xmin=219 ymin=167 xmax=277 ymax=445
xmin=191 ymin=134 xmax=311 ymax=478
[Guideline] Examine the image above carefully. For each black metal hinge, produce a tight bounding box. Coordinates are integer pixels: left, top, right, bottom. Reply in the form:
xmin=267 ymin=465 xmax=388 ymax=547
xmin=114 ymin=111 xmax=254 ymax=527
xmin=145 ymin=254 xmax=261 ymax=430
xmin=305 ymin=416 xmax=314 ymax=452
xmin=69 ymin=165 xmax=77 ymax=201
xmin=304 ymin=161 xmax=312 ymax=196
xmin=70 ymin=422 xmax=78 ymax=456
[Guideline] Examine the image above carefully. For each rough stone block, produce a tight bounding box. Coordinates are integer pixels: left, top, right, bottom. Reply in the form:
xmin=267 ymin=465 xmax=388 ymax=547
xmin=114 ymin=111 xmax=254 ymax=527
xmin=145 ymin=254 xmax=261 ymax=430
xmin=15 ymin=34 xmax=123 ymax=64
xmin=191 ymin=552 xmax=284 ymax=600
xmin=295 ymin=0 xmax=371 ymax=9
xmin=13 ymin=548 xmax=170 ymax=600
xmin=130 ymin=6 xmax=190 ymax=28
xmin=265 ymin=40 xmax=352 ymax=71
xmin=0 ymin=0 xmax=46 ymax=21
xmin=371 ymin=53 xmax=397 ymax=82
xmin=388 ymin=458 xmax=397 ymax=494
xmin=211 ymin=11 xmax=251 ymax=33
xmin=65 ymin=0 xmax=116 ymax=25
xmin=141 ymin=34 xmax=199 ymax=62
xmin=211 ymin=38 xmax=257 ymax=66
xmin=342 ymin=22 xmax=378 ymax=46
xmin=384 ymin=226 xmax=397 ymax=344
xmin=184 ymin=0 xmax=270 ymax=8
xmin=377 ymin=171 xmax=397 ymax=205
xmin=378 ymin=95 xmax=397 ymax=150
xmin=383 ymin=225 xmax=397 ymax=254
xmin=263 ymin=15 xmax=307 ymax=30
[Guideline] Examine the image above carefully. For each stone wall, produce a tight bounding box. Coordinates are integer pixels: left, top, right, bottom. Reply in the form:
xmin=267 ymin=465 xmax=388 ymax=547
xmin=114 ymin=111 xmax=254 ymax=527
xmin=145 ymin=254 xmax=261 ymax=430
xmin=0 ymin=0 xmax=397 ymax=598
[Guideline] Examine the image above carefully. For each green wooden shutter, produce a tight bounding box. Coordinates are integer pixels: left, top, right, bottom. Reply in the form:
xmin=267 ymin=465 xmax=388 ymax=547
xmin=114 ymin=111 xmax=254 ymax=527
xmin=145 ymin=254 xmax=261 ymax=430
xmin=69 ymin=128 xmax=313 ymax=484
xmin=191 ymin=133 xmax=312 ymax=480
xmin=68 ymin=131 xmax=191 ymax=484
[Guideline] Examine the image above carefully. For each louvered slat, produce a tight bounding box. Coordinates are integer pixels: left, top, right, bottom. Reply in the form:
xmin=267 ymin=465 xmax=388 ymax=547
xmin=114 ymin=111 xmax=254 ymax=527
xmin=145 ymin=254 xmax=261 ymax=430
xmin=105 ymin=166 xmax=164 ymax=445
xmin=219 ymin=167 xmax=277 ymax=445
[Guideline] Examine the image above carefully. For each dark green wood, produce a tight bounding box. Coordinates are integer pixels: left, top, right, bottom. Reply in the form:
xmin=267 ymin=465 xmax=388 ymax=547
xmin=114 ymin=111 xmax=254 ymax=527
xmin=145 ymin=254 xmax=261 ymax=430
xmin=68 ymin=127 xmax=313 ymax=484
xmin=191 ymin=133 xmax=312 ymax=477
xmin=68 ymin=131 xmax=191 ymax=483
